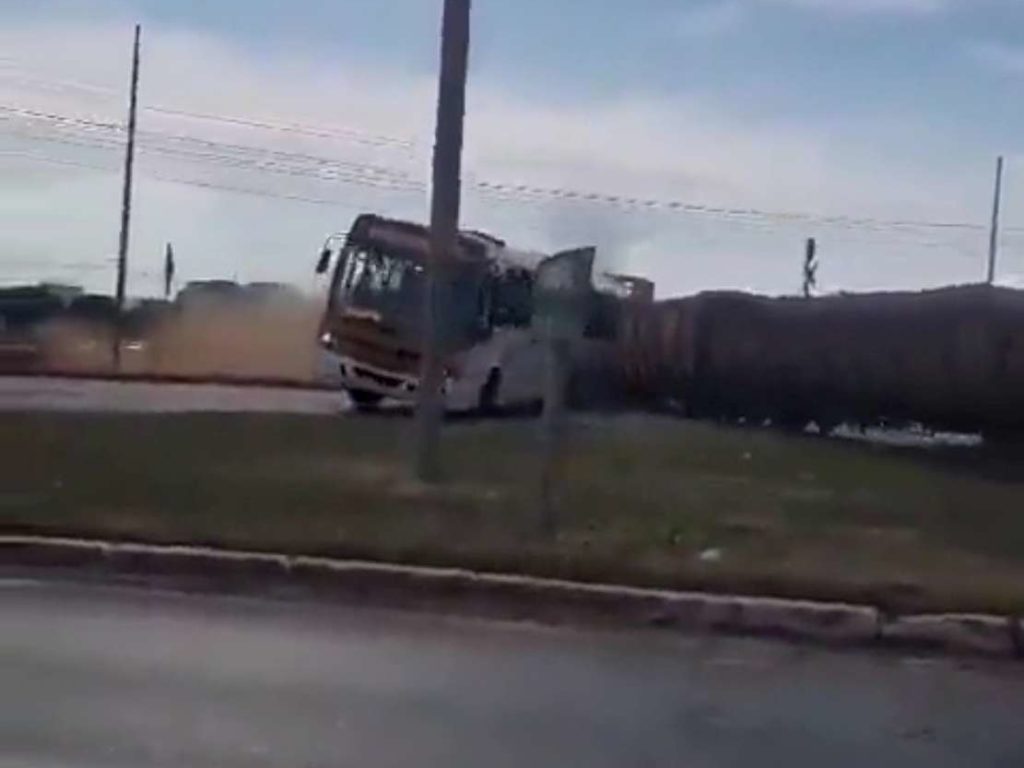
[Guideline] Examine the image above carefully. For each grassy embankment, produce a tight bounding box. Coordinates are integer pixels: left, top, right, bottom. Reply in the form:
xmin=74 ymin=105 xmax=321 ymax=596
xmin=2 ymin=411 xmax=1023 ymax=614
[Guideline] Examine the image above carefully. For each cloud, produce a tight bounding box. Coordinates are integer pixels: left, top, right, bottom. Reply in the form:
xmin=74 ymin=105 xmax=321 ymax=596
xmin=966 ymin=40 xmax=1024 ymax=76
xmin=0 ymin=17 xmax=1004 ymax=299
xmin=761 ymin=0 xmax=948 ymax=14
xmin=672 ymin=2 xmax=746 ymax=40
xmin=668 ymin=0 xmax=947 ymax=39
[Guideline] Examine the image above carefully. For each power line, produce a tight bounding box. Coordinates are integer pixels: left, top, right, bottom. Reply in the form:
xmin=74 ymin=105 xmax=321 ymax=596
xmin=2 ymin=100 xmax=1015 ymax=238
xmin=0 ymin=103 xmax=415 ymax=173
xmin=2 ymin=149 xmax=1018 ymax=289
xmin=470 ymin=179 xmax=992 ymax=233
xmin=0 ymin=67 xmax=1017 ymax=236
xmin=0 ymin=104 xmax=121 ymax=132
xmin=144 ymin=104 xmax=416 ymax=150
xmin=0 ymin=105 xmax=421 ymax=187
xmin=0 ymin=64 xmax=418 ymax=150
xmin=2 ymin=136 xmax=1006 ymax=253
xmin=0 ymin=125 xmax=428 ymax=195
xmin=0 ymin=148 xmax=415 ymax=207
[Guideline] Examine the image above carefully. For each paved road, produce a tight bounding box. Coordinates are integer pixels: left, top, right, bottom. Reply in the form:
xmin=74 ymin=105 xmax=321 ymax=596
xmin=0 ymin=376 xmax=983 ymax=451
xmin=0 ymin=376 xmax=346 ymax=414
xmin=2 ymin=579 xmax=1023 ymax=767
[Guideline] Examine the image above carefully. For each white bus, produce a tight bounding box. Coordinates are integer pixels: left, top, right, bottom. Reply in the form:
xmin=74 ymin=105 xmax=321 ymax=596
xmin=314 ymin=213 xmax=651 ymax=412
xmin=315 ymin=214 xmax=549 ymax=412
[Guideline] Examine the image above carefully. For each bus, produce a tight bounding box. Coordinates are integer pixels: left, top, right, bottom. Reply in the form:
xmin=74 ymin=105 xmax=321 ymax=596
xmin=314 ymin=213 xmax=556 ymax=411
xmin=315 ymin=213 xmax=652 ymax=412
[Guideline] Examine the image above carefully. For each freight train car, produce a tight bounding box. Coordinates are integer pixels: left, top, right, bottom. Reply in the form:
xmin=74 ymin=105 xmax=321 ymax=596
xmin=618 ymin=284 xmax=1024 ymax=436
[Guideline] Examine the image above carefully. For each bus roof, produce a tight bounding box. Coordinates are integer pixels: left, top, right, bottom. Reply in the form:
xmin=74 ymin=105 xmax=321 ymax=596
xmin=347 ymin=214 xmax=499 ymax=264
xmin=345 ymin=213 xmax=552 ymax=275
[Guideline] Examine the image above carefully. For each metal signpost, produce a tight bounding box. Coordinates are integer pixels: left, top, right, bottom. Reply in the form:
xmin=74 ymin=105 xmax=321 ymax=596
xmin=533 ymin=247 xmax=596 ymax=534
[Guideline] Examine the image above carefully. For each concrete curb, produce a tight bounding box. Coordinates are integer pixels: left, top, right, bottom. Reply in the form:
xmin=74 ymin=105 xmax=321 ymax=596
xmin=879 ymin=614 xmax=1019 ymax=657
xmin=1 ymin=535 xmax=1019 ymax=659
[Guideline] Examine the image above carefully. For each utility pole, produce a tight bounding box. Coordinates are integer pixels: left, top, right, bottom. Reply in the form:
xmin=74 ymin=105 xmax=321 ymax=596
xmin=987 ymin=155 xmax=1004 ymax=286
xmin=802 ymin=237 xmax=818 ymax=298
xmin=113 ymin=23 xmax=141 ymax=370
xmin=414 ymin=0 xmax=472 ymax=482
xmin=163 ymin=242 xmax=175 ymax=300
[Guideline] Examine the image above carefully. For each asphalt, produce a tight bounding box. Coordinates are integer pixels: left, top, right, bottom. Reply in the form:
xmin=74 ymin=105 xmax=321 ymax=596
xmin=0 ymin=376 xmax=346 ymax=414
xmin=2 ymin=578 xmax=1023 ymax=768
xmin=1 ymin=375 xmax=983 ymax=452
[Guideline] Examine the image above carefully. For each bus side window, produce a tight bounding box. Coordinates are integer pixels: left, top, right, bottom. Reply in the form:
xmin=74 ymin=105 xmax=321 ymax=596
xmin=491 ymin=271 xmax=532 ymax=329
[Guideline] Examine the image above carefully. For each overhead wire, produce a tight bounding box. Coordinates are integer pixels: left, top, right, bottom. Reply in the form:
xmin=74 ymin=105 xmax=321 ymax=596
xmin=2 ymin=145 xmax=1011 ymax=287
xmin=0 ymin=64 xmax=418 ymax=150
xmin=0 ymin=122 xmax=1006 ymax=256
xmin=0 ymin=148 xmax=414 ymax=207
xmin=0 ymin=123 xmax=428 ymax=195
xmin=2 ymin=99 xmax=1011 ymax=238
xmin=1 ymin=63 xmax=1018 ymax=236
xmin=0 ymin=105 xmax=419 ymax=182
xmin=1 ymin=100 xmax=1017 ymax=273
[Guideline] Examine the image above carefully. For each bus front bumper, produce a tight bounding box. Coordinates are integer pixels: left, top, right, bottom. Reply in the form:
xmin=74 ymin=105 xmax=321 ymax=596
xmin=318 ymin=348 xmax=420 ymax=401
xmin=317 ymin=348 xmax=481 ymax=411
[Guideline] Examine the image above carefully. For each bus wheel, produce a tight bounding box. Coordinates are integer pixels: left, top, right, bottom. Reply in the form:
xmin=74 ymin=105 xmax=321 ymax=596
xmin=348 ymin=389 xmax=383 ymax=412
xmin=478 ymin=369 xmax=501 ymax=416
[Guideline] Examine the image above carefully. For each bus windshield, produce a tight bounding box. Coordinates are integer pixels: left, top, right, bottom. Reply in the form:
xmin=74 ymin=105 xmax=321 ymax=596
xmin=340 ymin=246 xmax=423 ymax=313
xmin=334 ymin=245 xmax=487 ymax=343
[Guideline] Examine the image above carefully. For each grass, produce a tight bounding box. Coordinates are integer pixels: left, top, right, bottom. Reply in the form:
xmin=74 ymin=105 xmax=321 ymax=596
xmin=2 ymin=410 xmax=1023 ymax=615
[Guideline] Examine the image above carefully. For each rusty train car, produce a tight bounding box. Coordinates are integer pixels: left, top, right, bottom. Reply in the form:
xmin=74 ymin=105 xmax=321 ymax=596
xmin=617 ymin=284 xmax=1024 ymax=435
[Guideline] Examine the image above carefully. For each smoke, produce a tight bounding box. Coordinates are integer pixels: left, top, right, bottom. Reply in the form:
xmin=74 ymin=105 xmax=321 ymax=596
xmin=540 ymin=202 xmax=651 ymax=280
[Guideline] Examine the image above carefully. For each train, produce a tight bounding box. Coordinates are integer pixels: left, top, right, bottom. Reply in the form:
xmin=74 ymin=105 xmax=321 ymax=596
xmin=614 ymin=284 xmax=1024 ymax=436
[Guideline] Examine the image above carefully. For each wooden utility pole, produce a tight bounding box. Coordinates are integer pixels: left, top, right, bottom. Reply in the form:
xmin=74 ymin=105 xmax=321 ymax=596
xmin=987 ymin=155 xmax=1004 ymax=285
xmin=414 ymin=0 xmax=472 ymax=482
xmin=113 ymin=23 xmax=141 ymax=370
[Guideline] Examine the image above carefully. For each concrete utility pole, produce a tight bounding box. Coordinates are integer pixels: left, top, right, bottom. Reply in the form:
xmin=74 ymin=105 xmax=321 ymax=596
xmin=987 ymin=155 xmax=1004 ymax=286
xmin=414 ymin=0 xmax=472 ymax=482
xmin=113 ymin=23 xmax=141 ymax=370
xmin=802 ymin=237 xmax=818 ymax=298
xmin=163 ymin=242 xmax=175 ymax=300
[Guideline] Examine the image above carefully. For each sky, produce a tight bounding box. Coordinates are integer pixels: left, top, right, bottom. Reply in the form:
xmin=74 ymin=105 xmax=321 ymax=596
xmin=0 ymin=0 xmax=1022 ymax=298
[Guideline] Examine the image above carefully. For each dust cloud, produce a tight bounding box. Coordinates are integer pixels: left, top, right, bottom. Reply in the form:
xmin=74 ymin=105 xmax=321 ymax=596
xmin=39 ymin=302 xmax=323 ymax=383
